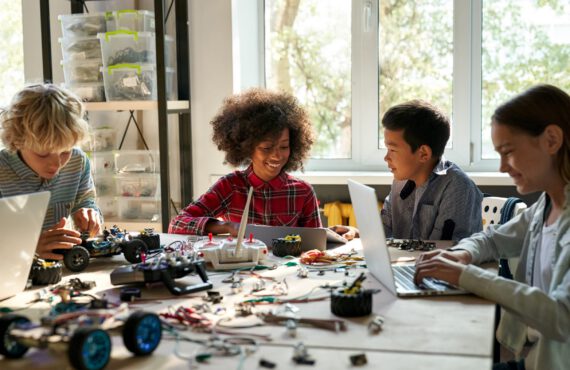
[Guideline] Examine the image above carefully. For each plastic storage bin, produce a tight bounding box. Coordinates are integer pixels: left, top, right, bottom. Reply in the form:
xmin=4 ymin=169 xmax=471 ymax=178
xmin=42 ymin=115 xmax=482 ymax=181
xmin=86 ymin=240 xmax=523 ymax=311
xmin=61 ymin=58 xmax=103 ymax=84
xmin=98 ymin=31 xmax=174 ymax=67
xmin=60 ymin=37 xmax=102 ymax=61
xmin=94 ymin=175 xmax=115 ymax=197
xmin=116 ymin=173 xmax=159 ymax=197
xmin=92 ymin=151 xmax=115 ymax=174
xmin=97 ymin=196 xmax=118 ymax=219
xmin=101 ymin=64 xmax=175 ymax=101
xmin=98 ymin=31 xmax=155 ymax=65
xmin=65 ymin=82 xmax=105 ymax=102
xmin=91 ymin=127 xmax=117 ymax=151
xmin=114 ymin=150 xmax=159 ymax=174
xmin=105 ymin=10 xmax=155 ymax=32
xmin=59 ymin=13 xmax=107 ymax=38
xmin=118 ymin=197 xmax=160 ymax=221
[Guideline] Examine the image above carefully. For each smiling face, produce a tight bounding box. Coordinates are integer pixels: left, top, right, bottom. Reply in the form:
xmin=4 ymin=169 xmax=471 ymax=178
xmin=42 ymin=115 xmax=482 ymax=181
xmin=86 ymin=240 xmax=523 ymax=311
xmin=383 ymin=128 xmax=433 ymax=184
xmin=19 ymin=148 xmax=72 ymax=180
xmin=251 ymin=128 xmax=291 ymax=182
xmin=492 ymin=122 xmax=559 ymax=195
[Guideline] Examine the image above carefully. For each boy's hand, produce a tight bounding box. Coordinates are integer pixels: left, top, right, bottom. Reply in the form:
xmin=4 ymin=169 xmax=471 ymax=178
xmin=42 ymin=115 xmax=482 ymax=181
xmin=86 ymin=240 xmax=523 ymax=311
xmin=72 ymin=208 xmax=102 ymax=237
xmin=329 ymin=225 xmax=359 ymax=240
xmin=36 ymin=218 xmax=82 ymax=260
xmin=414 ymin=250 xmax=471 ymax=286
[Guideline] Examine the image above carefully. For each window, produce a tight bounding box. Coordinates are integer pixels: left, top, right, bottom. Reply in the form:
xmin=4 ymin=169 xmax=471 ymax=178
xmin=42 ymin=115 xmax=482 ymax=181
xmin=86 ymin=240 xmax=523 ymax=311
xmin=0 ymin=0 xmax=24 ymax=149
xmin=262 ymin=0 xmax=570 ymax=171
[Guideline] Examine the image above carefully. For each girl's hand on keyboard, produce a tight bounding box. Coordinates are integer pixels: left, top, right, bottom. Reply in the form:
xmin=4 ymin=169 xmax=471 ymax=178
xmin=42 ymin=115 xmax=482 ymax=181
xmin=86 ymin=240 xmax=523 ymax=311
xmin=414 ymin=251 xmax=468 ymax=286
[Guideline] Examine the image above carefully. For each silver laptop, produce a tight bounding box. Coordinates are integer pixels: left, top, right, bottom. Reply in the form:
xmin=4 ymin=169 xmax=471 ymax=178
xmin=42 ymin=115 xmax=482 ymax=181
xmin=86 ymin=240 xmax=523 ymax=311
xmin=347 ymin=179 xmax=466 ymax=297
xmin=0 ymin=191 xmax=50 ymax=300
xmin=245 ymin=224 xmax=347 ymax=252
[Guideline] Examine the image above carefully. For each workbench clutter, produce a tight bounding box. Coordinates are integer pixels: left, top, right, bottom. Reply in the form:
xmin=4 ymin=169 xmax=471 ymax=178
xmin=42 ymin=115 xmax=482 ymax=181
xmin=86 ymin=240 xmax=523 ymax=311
xmin=58 ymin=9 xmax=175 ymax=102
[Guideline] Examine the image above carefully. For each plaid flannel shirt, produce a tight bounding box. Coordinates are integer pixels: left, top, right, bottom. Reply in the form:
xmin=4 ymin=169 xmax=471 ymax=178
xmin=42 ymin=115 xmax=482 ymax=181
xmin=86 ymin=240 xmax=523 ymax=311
xmin=169 ymin=166 xmax=322 ymax=235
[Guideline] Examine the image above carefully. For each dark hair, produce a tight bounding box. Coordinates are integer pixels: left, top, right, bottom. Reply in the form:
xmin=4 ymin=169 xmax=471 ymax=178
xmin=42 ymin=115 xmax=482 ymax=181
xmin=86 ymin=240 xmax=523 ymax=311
xmin=210 ymin=88 xmax=315 ymax=172
xmin=492 ymin=84 xmax=570 ymax=184
xmin=381 ymin=100 xmax=450 ymax=159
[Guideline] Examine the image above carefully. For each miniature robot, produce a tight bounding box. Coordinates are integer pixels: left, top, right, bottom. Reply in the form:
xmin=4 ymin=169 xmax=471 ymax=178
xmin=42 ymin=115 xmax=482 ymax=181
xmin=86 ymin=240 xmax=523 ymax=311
xmin=56 ymin=226 xmax=162 ymax=272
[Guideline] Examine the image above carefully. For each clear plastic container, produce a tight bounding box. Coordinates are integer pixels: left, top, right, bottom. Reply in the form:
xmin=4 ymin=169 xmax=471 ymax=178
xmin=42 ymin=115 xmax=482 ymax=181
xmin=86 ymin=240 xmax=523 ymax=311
xmin=92 ymin=151 xmax=115 ymax=174
xmin=105 ymin=10 xmax=155 ymax=32
xmin=65 ymin=82 xmax=105 ymax=102
xmin=91 ymin=127 xmax=117 ymax=151
xmin=61 ymin=58 xmax=103 ymax=84
xmin=94 ymin=175 xmax=116 ymax=197
xmin=101 ymin=64 xmax=175 ymax=101
xmin=118 ymin=197 xmax=160 ymax=221
xmin=96 ymin=196 xmax=118 ymax=219
xmin=116 ymin=173 xmax=159 ymax=197
xmin=114 ymin=150 xmax=159 ymax=174
xmin=98 ymin=31 xmax=155 ymax=66
xmin=59 ymin=13 xmax=107 ymax=38
xmin=60 ymin=36 xmax=102 ymax=61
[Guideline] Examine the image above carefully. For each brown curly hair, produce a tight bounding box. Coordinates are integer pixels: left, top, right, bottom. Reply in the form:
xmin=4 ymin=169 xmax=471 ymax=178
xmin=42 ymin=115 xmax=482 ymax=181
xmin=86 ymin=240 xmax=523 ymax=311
xmin=211 ymin=88 xmax=314 ymax=172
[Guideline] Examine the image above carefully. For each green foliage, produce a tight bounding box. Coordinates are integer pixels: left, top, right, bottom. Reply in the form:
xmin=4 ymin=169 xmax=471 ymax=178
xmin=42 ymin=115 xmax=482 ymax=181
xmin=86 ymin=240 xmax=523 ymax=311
xmin=0 ymin=0 xmax=24 ymax=106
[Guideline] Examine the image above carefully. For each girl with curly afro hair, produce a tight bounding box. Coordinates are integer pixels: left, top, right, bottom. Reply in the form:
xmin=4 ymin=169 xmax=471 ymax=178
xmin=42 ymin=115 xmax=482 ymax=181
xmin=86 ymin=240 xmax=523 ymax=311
xmin=169 ymin=88 xmax=322 ymax=236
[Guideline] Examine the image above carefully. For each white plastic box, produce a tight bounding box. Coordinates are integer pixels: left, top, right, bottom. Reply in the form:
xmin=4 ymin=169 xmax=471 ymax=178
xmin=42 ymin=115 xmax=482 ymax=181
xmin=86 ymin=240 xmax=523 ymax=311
xmin=116 ymin=173 xmax=159 ymax=197
xmin=114 ymin=150 xmax=159 ymax=174
xmin=97 ymin=196 xmax=118 ymax=219
xmin=118 ymin=197 xmax=160 ymax=221
xmin=90 ymin=127 xmax=117 ymax=151
xmin=61 ymin=58 xmax=103 ymax=84
xmin=59 ymin=13 xmax=107 ymax=38
xmin=65 ymin=82 xmax=105 ymax=102
xmin=60 ymin=37 xmax=102 ymax=61
xmin=105 ymin=10 xmax=155 ymax=32
xmin=101 ymin=64 xmax=175 ymax=101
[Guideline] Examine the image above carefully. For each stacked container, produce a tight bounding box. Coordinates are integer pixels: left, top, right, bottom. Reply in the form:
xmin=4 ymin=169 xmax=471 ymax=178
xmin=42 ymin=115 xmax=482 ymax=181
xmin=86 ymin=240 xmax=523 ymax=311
xmin=59 ymin=13 xmax=107 ymax=102
xmin=92 ymin=150 xmax=161 ymax=222
xmin=98 ymin=10 xmax=175 ymax=101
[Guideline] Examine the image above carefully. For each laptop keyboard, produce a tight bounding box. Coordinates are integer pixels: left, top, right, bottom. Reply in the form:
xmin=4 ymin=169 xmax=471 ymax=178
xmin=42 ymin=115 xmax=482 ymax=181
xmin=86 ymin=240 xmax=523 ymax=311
xmin=392 ymin=265 xmax=419 ymax=290
xmin=392 ymin=265 xmax=450 ymax=292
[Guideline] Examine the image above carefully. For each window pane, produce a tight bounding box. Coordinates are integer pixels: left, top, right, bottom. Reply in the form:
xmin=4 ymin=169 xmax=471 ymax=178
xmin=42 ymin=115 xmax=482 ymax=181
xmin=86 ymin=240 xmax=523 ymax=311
xmin=0 ymin=0 xmax=23 ymax=105
xmin=265 ymin=0 xmax=351 ymax=159
xmin=481 ymin=0 xmax=570 ymax=159
xmin=378 ymin=1 xmax=453 ymax=148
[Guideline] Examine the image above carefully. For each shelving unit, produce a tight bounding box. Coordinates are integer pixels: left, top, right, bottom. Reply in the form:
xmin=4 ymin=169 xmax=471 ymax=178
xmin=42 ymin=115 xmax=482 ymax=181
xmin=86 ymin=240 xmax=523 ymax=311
xmin=40 ymin=0 xmax=193 ymax=232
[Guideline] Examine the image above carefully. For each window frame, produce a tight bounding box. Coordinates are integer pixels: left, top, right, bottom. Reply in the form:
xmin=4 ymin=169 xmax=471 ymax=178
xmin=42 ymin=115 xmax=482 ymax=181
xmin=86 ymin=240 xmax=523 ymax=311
xmin=249 ymin=0 xmax=504 ymax=173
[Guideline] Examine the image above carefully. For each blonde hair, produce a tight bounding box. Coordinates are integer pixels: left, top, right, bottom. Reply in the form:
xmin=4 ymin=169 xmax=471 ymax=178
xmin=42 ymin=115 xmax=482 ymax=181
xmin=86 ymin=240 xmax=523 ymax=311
xmin=0 ymin=84 xmax=89 ymax=153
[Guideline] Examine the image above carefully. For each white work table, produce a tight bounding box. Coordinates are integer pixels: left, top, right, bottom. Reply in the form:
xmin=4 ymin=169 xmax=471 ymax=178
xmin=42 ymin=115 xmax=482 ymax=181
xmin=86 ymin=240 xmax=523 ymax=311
xmin=0 ymin=235 xmax=495 ymax=369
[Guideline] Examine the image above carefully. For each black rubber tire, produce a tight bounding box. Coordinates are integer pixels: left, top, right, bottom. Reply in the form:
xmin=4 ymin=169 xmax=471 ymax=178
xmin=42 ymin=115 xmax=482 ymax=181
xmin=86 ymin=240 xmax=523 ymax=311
xmin=121 ymin=239 xmax=148 ymax=264
xmin=68 ymin=327 xmax=111 ymax=370
xmin=271 ymin=239 xmax=302 ymax=257
xmin=0 ymin=314 xmax=30 ymax=358
xmin=64 ymin=246 xmax=91 ymax=272
xmin=331 ymin=289 xmax=373 ymax=317
xmin=122 ymin=311 xmax=162 ymax=356
xmin=30 ymin=262 xmax=63 ymax=285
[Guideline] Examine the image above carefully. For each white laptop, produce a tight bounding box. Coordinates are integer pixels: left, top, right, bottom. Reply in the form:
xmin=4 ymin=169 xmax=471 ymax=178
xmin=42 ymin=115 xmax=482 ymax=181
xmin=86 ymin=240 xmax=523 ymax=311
xmin=245 ymin=224 xmax=347 ymax=251
xmin=0 ymin=191 xmax=50 ymax=300
xmin=347 ymin=179 xmax=466 ymax=297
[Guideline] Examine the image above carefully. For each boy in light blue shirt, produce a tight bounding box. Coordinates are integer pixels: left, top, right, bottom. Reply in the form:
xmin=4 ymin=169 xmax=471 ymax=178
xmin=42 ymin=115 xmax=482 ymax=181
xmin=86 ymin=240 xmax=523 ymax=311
xmin=0 ymin=84 xmax=101 ymax=259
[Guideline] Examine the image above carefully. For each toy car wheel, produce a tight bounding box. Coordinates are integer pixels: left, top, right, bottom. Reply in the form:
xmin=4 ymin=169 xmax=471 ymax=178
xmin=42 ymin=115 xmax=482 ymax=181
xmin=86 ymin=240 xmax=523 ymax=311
xmin=0 ymin=314 xmax=30 ymax=358
xmin=331 ymin=289 xmax=373 ymax=317
xmin=122 ymin=239 xmax=148 ymax=264
xmin=30 ymin=260 xmax=63 ymax=285
xmin=64 ymin=246 xmax=90 ymax=272
xmin=123 ymin=311 xmax=162 ymax=356
xmin=68 ymin=327 xmax=111 ymax=370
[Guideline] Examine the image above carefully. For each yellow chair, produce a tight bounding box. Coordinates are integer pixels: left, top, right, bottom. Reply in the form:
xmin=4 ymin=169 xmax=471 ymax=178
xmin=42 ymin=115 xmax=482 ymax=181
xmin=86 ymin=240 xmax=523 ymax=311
xmin=323 ymin=201 xmax=382 ymax=227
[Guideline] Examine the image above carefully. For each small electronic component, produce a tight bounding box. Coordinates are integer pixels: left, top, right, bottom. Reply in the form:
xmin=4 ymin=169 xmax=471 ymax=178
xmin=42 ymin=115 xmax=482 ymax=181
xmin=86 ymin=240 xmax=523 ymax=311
xmin=368 ymin=315 xmax=385 ymax=333
xmin=387 ymin=239 xmax=436 ymax=251
xmin=292 ymin=342 xmax=315 ymax=365
xmin=350 ymin=353 xmax=368 ymax=366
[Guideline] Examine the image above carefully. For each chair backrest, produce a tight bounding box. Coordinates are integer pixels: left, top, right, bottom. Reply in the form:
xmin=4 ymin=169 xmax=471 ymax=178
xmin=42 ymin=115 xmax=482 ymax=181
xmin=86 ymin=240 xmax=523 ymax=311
xmin=481 ymin=196 xmax=527 ymax=232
